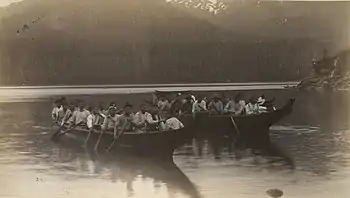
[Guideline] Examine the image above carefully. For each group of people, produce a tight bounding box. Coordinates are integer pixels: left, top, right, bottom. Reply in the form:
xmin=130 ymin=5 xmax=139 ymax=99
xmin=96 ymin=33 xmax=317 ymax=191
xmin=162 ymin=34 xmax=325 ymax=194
xmin=52 ymin=97 xmax=185 ymax=138
xmin=155 ymin=92 xmax=276 ymax=116
xmin=51 ymin=93 xmax=275 ymax=136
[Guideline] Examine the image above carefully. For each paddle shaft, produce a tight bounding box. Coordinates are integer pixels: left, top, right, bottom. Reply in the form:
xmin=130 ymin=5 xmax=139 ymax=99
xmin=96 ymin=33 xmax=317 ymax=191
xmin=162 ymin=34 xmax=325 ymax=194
xmin=230 ymin=116 xmax=241 ymax=141
xmin=106 ymin=122 xmax=129 ymax=152
xmin=94 ymin=128 xmax=105 ymax=151
xmin=84 ymin=127 xmax=94 ymax=145
xmin=94 ymin=116 xmax=114 ymax=150
xmin=50 ymin=124 xmax=65 ymax=140
xmin=50 ymin=112 xmax=74 ymax=139
xmin=57 ymin=121 xmax=84 ymax=138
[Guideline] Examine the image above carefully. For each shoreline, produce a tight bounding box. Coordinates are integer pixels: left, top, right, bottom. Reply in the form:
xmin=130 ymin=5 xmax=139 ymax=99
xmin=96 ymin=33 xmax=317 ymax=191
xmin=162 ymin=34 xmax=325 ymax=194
xmin=0 ymin=82 xmax=298 ymax=89
xmin=0 ymin=82 xmax=298 ymax=103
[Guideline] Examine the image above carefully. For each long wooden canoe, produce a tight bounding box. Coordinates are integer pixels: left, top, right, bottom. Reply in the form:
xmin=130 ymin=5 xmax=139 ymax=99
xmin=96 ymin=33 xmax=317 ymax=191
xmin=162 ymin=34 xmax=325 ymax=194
xmin=53 ymin=126 xmax=193 ymax=160
xmin=179 ymin=98 xmax=295 ymax=148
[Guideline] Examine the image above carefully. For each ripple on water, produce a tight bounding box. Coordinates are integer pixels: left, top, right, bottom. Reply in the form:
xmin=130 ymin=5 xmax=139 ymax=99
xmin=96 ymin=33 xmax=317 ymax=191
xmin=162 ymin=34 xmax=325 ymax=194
xmin=32 ymin=125 xmax=51 ymax=130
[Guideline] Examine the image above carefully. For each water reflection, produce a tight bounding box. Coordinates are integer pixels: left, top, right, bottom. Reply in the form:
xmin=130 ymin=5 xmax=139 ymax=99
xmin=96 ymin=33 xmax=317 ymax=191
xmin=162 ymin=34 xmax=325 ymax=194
xmin=1 ymin=91 xmax=350 ymax=198
xmin=51 ymin=143 xmax=202 ymax=198
xmin=176 ymin=136 xmax=295 ymax=170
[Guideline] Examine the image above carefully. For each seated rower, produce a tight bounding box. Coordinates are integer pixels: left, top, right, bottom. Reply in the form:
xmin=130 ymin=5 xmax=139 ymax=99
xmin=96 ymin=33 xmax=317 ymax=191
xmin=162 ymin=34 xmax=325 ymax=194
xmin=208 ymin=94 xmax=224 ymax=115
xmin=258 ymin=94 xmax=276 ymax=112
xmin=114 ymin=103 xmax=135 ymax=136
xmin=192 ymin=96 xmax=207 ymax=114
xmin=87 ymin=107 xmax=104 ymax=130
xmin=52 ymin=99 xmax=63 ymax=124
xmin=256 ymin=96 xmax=268 ymax=113
xmin=97 ymin=103 xmax=107 ymax=115
xmin=133 ymin=103 xmax=152 ymax=132
xmin=257 ymin=94 xmax=266 ymax=106
xmin=258 ymin=104 xmax=268 ymax=113
xmin=245 ymin=98 xmax=259 ymax=115
xmin=169 ymin=96 xmax=183 ymax=115
xmin=157 ymin=95 xmax=170 ymax=112
xmin=162 ymin=114 xmax=184 ymax=131
xmin=68 ymin=101 xmax=91 ymax=127
xmin=181 ymin=96 xmax=193 ymax=114
xmin=109 ymin=101 xmax=117 ymax=109
xmin=190 ymin=92 xmax=196 ymax=103
xmin=101 ymin=107 xmax=120 ymax=134
xmin=60 ymin=103 xmax=75 ymax=126
xmin=235 ymin=93 xmax=246 ymax=115
xmin=223 ymin=96 xmax=235 ymax=114
xmin=59 ymin=97 xmax=68 ymax=107
xmin=148 ymin=105 xmax=167 ymax=131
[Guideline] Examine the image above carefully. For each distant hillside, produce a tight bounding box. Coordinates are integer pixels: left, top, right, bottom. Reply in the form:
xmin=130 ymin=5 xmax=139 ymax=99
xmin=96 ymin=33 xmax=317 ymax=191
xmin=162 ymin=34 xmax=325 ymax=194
xmin=0 ymin=0 xmax=338 ymax=85
xmin=297 ymin=49 xmax=350 ymax=91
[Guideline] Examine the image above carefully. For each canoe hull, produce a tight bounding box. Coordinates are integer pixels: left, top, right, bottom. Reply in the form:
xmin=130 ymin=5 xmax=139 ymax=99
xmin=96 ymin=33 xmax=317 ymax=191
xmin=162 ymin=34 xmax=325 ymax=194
xmin=55 ymin=127 xmax=192 ymax=160
xmin=177 ymin=98 xmax=296 ymax=146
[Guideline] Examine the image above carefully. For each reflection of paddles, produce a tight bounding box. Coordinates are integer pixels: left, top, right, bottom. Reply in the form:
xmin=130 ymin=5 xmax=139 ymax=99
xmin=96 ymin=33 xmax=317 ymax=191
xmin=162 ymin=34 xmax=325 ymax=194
xmin=229 ymin=116 xmax=240 ymax=143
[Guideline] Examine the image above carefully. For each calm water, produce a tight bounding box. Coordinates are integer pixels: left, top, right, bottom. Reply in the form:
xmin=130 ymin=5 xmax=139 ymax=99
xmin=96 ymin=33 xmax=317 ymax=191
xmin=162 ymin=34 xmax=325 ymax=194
xmin=0 ymin=88 xmax=349 ymax=198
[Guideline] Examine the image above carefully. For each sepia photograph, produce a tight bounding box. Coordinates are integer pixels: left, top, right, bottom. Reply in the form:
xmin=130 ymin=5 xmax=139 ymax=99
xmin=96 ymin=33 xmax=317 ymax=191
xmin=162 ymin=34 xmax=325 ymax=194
xmin=0 ymin=0 xmax=349 ymax=198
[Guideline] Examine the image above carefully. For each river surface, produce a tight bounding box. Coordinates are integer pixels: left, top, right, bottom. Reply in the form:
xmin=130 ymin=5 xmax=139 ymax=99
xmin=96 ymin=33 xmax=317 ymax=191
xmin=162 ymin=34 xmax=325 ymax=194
xmin=0 ymin=86 xmax=349 ymax=198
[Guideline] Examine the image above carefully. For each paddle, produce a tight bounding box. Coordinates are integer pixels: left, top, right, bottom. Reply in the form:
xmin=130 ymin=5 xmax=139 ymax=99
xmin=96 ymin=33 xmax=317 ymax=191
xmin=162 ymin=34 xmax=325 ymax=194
xmin=106 ymin=121 xmax=129 ymax=152
xmin=230 ymin=116 xmax=241 ymax=142
xmin=94 ymin=114 xmax=120 ymax=151
xmin=50 ymin=110 xmax=74 ymax=140
xmin=84 ymin=127 xmax=94 ymax=146
xmin=84 ymin=114 xmax=103 ymax=146
xmin=50 ymin=123 xmax=64 ymax=140
xmin=94 ymin=129 xmax=105 ymax=151
xmin=56 ymin=121 xmax=84 ymax=139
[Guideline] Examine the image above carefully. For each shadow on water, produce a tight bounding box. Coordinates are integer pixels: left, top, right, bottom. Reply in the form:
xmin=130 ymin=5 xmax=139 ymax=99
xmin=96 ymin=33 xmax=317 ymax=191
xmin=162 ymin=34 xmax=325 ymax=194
xmin=1 ymin=91 xmax=350 ymax=198
xmin=52 ymin=140 xmax=203 ymax=198
xmin=176 ymin=133 xmax=296 ymax=170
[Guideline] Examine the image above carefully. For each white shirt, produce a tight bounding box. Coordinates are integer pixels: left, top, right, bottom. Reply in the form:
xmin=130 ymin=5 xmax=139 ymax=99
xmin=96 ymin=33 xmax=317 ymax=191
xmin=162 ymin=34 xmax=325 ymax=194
xmin=52 ymin=106 xmax=63 ymax=120
xmin=134 ymin=111 xmax=153 ymax=132
xmin=134 ymin=111 xmax=152 ymax=124
xmin=87 ymin=114 xmax=95 ymax=129
xmin=69 ymin=109 xmax=91 ymax=125
xmin=258 ymin=105 xmax=268 ymax=113
xmin=60 ymin=109 xmax=73 ymax=125
xmin=245 ymin=103 xmax=259 ymax=115
xmin=224 ymin=100 xmax=236 ymax=113
xmin=101 ymin=114 xmax=120 ymax=130
xmin=192 ymin=100 xmax=207 ymax=113
xmin=191 ymin=95 xmax=196 ymax=102
xmin=164 ymin=117 xmax=184 ymax=130
xmin=257 ymin=97 xmax=266 ymax=105
xmin=235 ymin=100 xmax=246 ymax=115
xmin=87 ymin=114 xmax=103 ymax=129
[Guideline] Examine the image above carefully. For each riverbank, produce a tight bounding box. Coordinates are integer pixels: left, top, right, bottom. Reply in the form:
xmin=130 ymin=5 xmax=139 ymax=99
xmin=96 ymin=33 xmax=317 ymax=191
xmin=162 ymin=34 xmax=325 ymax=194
xmin=296 ymin=73 xmax=350 ymax=91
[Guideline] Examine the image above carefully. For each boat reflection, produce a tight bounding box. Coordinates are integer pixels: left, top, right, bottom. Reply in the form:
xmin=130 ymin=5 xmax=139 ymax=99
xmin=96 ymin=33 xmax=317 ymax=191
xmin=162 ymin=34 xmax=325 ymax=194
xmin=176 ymin=134 xmax=295 ymax=169
xmin=54 ymin=141 xmax=202 ymax=198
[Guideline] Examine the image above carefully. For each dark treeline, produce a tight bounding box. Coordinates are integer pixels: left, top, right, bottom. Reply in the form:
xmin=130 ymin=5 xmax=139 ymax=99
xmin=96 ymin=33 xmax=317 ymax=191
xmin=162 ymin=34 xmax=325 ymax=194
xmin=0 ymin=0 xmax=342 ymax=85
xmin=0 ymin=38 xmax=328 ymax=85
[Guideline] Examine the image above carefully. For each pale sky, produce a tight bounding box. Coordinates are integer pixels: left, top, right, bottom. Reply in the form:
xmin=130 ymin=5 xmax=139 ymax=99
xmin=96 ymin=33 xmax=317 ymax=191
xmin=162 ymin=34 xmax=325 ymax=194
xmin=0 ymin=0 xmax=346 ymax=7
xmin=0 ymin=0 xmax=22 ymax=7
